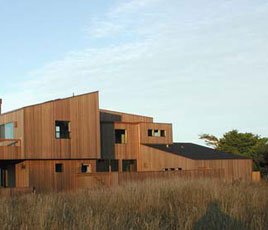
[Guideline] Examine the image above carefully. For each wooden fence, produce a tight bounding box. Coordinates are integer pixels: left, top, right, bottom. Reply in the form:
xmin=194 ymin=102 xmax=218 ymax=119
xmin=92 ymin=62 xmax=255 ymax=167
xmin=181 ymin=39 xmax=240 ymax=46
xmin=75 ymin=168 xmax=225 ymax=190
xmin=0 ymin=187 xmax=34 ymax=196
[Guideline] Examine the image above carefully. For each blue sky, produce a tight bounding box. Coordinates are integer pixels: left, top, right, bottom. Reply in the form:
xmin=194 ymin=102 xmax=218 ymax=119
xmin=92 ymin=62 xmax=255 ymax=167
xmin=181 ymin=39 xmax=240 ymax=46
xmin=1 ymin=0 xmax=268 ymax=144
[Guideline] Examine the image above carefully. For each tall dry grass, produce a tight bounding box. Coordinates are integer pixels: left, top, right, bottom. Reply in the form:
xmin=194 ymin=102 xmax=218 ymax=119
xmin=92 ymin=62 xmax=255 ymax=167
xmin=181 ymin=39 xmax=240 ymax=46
xmin=0 ymin=178 xmax=267 ymax=230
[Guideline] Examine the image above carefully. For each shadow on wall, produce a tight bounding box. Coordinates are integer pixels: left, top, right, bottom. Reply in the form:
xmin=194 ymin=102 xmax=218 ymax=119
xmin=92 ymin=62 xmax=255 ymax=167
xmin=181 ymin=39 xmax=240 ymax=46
xmin=193 ymin=201 xmax=245 ymax=230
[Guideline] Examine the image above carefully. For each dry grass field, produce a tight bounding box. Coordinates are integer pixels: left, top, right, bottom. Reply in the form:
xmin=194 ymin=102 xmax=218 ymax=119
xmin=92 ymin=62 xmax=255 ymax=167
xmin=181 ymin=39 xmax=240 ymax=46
xmin=0 ymin=178 xmax=267 ymax=230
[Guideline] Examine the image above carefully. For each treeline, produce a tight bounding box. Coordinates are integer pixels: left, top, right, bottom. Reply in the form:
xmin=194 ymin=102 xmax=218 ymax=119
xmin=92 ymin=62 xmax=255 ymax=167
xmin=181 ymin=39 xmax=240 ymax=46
xmin=200 ymin=130 xmax=268 ymax=176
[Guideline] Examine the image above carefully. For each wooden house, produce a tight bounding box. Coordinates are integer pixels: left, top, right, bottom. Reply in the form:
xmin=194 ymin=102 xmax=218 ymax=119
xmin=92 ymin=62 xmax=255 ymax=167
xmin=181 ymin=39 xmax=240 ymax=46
xmin=0 ymin=92 xmax=252 ymax=192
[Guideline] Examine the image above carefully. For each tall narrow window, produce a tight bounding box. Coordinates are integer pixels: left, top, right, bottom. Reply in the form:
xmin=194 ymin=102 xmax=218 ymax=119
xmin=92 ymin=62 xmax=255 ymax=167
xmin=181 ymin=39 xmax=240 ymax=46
xmin=160 ymin=130 xmax=166 ymax=137
xmin=5 ymin=123 xmax=14 ymax=139
xmin=0 ymin=124 xmax=5 ymax=139
xmin=115 ymin=129 xmax=127 ymax=144
xmin=148 ymin=129 xmax=153 ymax=137
xmin=110 ymin=160 xmax=119 ymax=172
xmin=55 ymin=121 xmax=70 ymax=139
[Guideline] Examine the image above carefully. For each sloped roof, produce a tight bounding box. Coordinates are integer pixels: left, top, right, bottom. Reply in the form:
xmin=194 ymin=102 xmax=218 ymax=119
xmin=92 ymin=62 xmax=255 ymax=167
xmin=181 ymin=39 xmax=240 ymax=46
xmin=145 ymin=143 xmax=250 ymax=160
xmin=1 ymin=91 xmax=99 ymax=115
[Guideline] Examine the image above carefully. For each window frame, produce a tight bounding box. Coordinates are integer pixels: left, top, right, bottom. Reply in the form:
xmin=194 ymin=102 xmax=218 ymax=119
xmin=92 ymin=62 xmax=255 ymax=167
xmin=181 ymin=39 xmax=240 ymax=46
xmin=148 ymin=129 xmax=166 ymax=137
xmin=55 ymin=120 xmax=70 ymax=139
xmin=160 ymin=130 xmax=166 ymax=137
xmin=0 ymin=122 xmax=14 ymax=139
xmin=115 ymin=129 xmax=127 ymax=144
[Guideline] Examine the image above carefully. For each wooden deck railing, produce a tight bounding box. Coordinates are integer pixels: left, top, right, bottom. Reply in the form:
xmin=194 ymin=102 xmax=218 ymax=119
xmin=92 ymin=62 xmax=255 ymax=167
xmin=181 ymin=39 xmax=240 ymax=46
xmin=0 ymin=139 xmax=22 ymax=159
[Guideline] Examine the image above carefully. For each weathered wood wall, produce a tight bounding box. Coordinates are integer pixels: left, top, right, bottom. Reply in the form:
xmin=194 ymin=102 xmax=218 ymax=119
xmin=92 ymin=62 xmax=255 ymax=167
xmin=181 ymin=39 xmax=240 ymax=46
xmin=139 ymin=123 xmax=173 ymax=144
xmin=16 ymin=160 xmax=97 ymax=192
xmin=0 ymin=144 xmax=21 ymax=160
xmin=114 ymin=122 xmax=174 ymax=162
xmin=23 ymin=92 xmax=100 ymax=159
xmin=139 ymin=145 xmax=252 ymax=181
xmin=114 ymin=122 xmax=140 ymax=160
xmin=0 ymin=110 xmax=24 ymax=159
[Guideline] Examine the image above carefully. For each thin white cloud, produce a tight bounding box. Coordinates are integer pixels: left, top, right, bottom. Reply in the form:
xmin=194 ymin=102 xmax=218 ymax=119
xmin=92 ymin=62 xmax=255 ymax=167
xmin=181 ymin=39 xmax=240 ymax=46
xmin=2 ymin=0 xmax=268 ymax=143
xmin=111 ymin=0 xmax=161 ymax=14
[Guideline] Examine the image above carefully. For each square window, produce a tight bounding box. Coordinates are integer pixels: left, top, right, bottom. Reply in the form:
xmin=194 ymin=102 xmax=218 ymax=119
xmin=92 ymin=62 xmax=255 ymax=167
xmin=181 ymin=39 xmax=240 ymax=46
xmin=55 ymin=163 xmax=63 ymax=173
xmin=115 ymin=129 xmax=127 ymax=144
xmin=55 ymin=121 xmax=70 ymax=139
xmin=96 ymin=160 xmax=109 ymax=172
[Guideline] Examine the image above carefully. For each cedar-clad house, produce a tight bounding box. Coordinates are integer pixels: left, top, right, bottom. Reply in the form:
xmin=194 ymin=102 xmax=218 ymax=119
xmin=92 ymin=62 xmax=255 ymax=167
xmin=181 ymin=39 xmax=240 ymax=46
xmin=0 ymin=92 xmax=252 ymax=192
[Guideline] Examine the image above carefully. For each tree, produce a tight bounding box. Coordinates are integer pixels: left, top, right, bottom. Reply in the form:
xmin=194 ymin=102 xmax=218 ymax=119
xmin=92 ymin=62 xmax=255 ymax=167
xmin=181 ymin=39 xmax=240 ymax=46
xmin=200 ymin=130 xmax=268 ymax=173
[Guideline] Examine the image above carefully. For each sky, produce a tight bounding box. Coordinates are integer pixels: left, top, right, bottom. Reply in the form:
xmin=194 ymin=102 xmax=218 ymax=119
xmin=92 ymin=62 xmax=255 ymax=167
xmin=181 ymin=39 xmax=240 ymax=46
xmin=0 ymin=0 xmax=268 ymax=144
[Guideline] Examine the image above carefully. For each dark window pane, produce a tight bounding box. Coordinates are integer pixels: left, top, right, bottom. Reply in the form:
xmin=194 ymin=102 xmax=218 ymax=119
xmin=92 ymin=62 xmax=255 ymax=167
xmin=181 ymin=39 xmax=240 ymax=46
xmin=148 ymin=129 xmax=153 ymax=137
xmin=96 ymin=160 xmax=109 ymax=172
xmin=55 ymin=163 xmax=63 ymax=173
xmin=55 ymin=121 xmax=70 ymax=139
xmin=111 ymin=160 xmax=119 ymax=172
xmin=81 ymin=164 xmax=91 ymax=173
xmin=81 ymin=165 xmax=87 ymax=173
xmin=115 ymin=129 xmax=126 ymax=144
xmin=122 ymin=160 xmax=137 ymax=172
xmin=160 ymin=130 xmax=166 ymax=137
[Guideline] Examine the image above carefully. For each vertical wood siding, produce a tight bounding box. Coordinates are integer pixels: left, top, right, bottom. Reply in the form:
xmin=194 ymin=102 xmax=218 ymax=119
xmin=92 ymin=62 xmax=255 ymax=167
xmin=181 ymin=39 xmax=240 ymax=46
xmin=139 ymin=123 xmax=173 ymax=144
xmin=139 ymin=145 xmax=252 ymax=181
xmin=23 ymin=92 xmax=100 ymax=159
xmin=114 ymin=123 xmax=140 ymax=160
xmin=0 ymin=110 xmax=24 ymax=159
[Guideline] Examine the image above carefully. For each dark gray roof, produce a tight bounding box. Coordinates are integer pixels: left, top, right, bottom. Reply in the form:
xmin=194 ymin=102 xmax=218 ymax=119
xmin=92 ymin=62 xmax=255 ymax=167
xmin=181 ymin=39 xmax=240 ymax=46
xmin=145 ymin=143 xmax=249 ymax=160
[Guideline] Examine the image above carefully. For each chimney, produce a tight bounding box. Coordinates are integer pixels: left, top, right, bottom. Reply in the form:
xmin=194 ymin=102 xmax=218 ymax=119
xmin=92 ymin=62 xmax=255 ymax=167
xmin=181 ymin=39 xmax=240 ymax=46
xmin=0 ymin=98 xmax=2 ymax=115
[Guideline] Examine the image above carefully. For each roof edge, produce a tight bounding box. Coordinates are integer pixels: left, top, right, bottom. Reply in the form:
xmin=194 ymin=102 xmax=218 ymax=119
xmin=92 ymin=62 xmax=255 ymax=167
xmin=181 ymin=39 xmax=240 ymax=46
xmin=0 ymin=91 xmax=99 ymax=116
